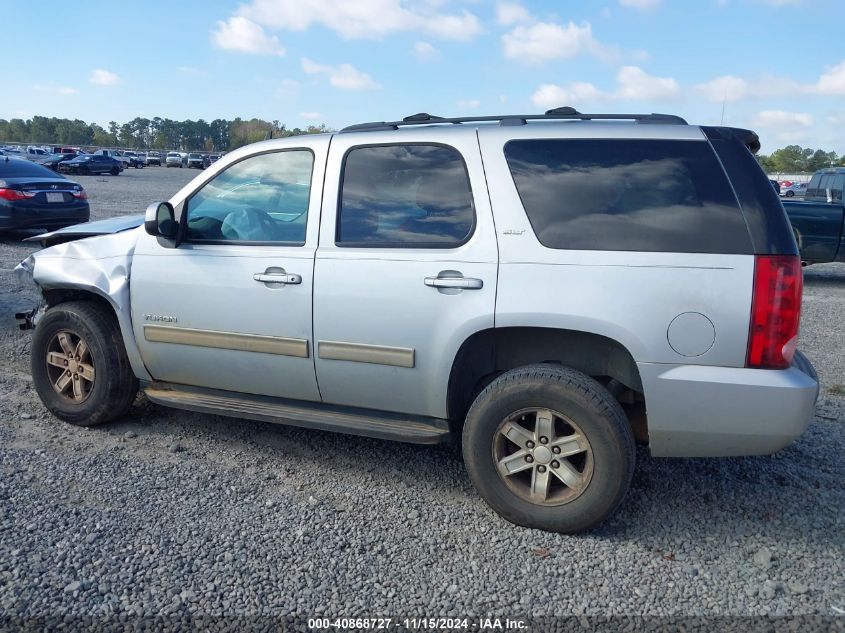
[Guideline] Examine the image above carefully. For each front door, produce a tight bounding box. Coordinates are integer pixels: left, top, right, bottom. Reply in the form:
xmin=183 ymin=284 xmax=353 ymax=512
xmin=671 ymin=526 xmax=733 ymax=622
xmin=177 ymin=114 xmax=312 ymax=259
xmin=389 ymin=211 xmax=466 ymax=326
xmin=131 ymin=137 xmax=329 ymax=401
xmin=313 ymin=130 xmax=498 ymax=419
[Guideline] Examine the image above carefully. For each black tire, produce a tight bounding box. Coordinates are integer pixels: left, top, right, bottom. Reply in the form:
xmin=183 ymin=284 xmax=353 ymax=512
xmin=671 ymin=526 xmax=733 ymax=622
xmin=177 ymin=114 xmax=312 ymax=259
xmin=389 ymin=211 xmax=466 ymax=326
xmin=462 ymin=364 xmax=635 ymax=533
xmin=785 ymin=190 xmax=795 ymax=197
xmin=31 ymin=301 xmax=138 ymax=426
xmin=79 ymin=166 xmax=89 ymax=175
xmin=110 ymin=166 xmax=119 ymax=175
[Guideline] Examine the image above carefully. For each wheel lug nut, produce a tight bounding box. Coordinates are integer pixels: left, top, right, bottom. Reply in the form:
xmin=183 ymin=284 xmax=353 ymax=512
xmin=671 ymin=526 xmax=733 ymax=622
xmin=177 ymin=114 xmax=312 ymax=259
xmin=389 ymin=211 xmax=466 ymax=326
xmin=551 ymin=460 xmax=560 ymax=469
xmin=537 ymin=465 xmax=546 ymax=473
xmin=526 ymin=441 xmax=535 ymax=449
xmin=66 ymin=371 xmax=71 ymax=376
xmin=552 ymin=446 xmax=561 ymax=454
xmin=525 ymin=455 xmax=534 ymax=463
xmin=539 ymin=436 xmax=548 ymax=444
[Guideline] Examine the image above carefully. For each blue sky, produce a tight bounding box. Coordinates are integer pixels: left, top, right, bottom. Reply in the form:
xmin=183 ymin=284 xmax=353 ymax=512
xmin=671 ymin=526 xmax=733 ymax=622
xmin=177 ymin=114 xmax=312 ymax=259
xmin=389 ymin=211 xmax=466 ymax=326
xmin=5 ymin=0 xmax=845 ymax=153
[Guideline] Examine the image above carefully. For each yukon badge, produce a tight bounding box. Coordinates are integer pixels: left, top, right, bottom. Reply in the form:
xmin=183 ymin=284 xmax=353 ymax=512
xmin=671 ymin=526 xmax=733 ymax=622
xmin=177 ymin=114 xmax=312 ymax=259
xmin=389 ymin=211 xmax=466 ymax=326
xmin=144 ymin=314 xmax=178 ymax=323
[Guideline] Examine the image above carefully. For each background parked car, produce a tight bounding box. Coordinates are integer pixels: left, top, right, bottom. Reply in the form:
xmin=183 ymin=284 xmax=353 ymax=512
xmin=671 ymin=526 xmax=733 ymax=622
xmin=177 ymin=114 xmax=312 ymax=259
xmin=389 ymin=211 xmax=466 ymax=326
xmin=121 ymin=151 xmax=145 ymax=169
xmin=58 ymin=154 xmax=122 ymax=176
xmin=208 ymin=154 xmax=220 ymax=164
xmin=187 ymin=153 xmax=206 ymax=169
xmin=165 ymin=152 xmax=186 ymax=168
xmin=37 ymin=152 xmax=80 ymax=172
xmin=0 ymin=156 xmax=89 ymax=232
xmin=145 ymin=151 xmax=161 ymax=166
xmin=781 ymin=182 xmax=808 ymax=197
xmin=25 ymin=147 xmax=50 ymax=161
xmin=92 ymin=149 xmax=131 ymax=169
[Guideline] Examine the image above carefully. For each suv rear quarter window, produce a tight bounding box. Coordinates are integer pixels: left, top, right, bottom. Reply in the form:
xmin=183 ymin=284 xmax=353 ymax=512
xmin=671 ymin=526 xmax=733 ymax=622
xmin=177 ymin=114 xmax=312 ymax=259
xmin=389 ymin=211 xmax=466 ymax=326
xmin=504 ymin=138 xmax=752 ymax=254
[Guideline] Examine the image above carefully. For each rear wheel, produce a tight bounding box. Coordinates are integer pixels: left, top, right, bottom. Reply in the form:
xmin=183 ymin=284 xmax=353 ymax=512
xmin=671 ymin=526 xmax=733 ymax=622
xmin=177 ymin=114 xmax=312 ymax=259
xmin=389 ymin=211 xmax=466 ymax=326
xmin=786 ymin=190 xmax=795 ymax=197
xmin=110 ymin=166 xmax=119 ymax=175
xmin=462 ymin=364 xmax=635 ymax=533
xmin=79 ymin=166 xmax=89 ymax=175
xmin=31 ymin=301 xmax=138 ymax=426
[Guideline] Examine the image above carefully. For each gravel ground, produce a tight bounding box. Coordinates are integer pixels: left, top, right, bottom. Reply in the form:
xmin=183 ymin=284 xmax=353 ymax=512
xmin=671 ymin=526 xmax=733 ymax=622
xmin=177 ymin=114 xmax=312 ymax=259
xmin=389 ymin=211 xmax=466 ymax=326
xmin=0 ymin=166 xmax=843 ymax=626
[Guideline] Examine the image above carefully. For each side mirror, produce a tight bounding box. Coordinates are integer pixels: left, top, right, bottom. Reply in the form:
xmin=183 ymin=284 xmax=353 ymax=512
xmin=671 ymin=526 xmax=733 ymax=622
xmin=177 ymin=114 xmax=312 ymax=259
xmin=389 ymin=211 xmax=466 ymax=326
xmin=145 ymin=201 xmax=177 ymax=241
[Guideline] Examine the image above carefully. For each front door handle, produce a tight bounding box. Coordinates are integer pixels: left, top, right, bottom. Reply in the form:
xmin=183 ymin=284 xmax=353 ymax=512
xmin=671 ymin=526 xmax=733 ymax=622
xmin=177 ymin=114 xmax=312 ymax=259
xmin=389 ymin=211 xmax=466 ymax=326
xmin=253 ymin=267 xmax=301 ymax=286
xmin=424 ymin=276 xmax=483 ymax=290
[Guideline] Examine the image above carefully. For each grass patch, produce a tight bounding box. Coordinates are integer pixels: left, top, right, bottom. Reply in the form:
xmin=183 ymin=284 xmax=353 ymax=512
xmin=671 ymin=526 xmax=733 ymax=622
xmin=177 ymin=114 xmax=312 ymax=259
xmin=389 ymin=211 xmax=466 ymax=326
xmin=828 ymin=383 xmax=845 ymax=397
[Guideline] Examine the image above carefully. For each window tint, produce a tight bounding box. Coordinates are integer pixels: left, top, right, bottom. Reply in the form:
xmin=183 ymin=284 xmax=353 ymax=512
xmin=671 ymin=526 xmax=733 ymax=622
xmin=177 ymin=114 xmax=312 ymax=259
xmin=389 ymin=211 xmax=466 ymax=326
xmin=832 ymin=174 xmax=845 ymax=202
xmin=185 ymin=150 xmax=313 ymax=244
xmin=504 ymin=139 xmax=752 ymax=254
xmin=337 ymin=144 xmax=474 ymax=247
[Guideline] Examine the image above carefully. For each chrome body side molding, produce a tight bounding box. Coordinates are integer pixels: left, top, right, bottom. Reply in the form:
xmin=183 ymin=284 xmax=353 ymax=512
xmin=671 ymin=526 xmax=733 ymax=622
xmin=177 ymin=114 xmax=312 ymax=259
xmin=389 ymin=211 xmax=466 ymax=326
xmin=144 ymin=325 xmax=310 ymax=358
xmin=317 ymin=341 xmax=415 ymax=368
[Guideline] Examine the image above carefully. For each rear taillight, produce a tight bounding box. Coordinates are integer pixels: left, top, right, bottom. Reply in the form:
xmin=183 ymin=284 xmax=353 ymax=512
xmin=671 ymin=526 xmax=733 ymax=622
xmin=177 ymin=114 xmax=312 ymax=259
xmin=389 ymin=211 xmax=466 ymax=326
xmin=0 ymin=188 xmax=36 ymax=201
xmin=72 ymin=189 xmax=87 ymax=200
xmin=746 ymin=255 xmax=803 ymax=369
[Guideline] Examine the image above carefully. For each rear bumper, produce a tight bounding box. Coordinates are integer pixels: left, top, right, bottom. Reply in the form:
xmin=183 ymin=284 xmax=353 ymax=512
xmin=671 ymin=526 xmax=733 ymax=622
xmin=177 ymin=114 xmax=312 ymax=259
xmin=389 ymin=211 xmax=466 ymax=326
xmin=640 ymin=351 xmax=819 ymax=457
xmin=0 ymin=204 xmax=89 ymax=231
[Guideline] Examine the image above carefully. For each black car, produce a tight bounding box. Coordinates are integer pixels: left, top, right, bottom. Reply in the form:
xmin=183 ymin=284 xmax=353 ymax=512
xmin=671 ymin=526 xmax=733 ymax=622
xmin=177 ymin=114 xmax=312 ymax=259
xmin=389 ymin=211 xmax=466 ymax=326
xmin=0 ymin=157 xmax=90 ymax=232
xmin=38 ymin=152 xmax=80 ymax=172
xmin=59 ymin=154 xmax=122 ymax=176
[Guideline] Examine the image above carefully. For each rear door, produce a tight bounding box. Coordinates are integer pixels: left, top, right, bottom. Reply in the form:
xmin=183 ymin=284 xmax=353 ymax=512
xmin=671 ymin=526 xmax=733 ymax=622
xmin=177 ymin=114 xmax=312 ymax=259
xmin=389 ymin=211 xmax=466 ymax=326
xmin=312 ymin=128 xmax=498 ymax=418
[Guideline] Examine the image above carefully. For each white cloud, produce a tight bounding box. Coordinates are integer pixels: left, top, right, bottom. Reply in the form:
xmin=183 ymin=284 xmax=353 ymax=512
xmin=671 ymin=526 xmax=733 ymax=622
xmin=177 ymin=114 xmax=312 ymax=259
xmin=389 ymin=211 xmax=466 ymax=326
xmin=531 ymin=66 xmax=679 ymax=108
xmin=751 ymin=110 xmax=814 ymax=128
xmin=211 ymin=16 xmax=285 ymax=55
xmin=413 ymin=41 xmax=439 ymax=61
xmin=532 ymin=82 xmax=604 ymax=109
xmin=33 ymin=84 xmax=79 ymax=95
xmin=502 ymin=21 xmax=617 ymax=64
xmin=615 ymin=65 xmax=680 ymax=100
xmin=302 ymin=58 xmax=379 ymax=90
xmin=275 ymin=79 xmax=300 ymax=97
xmin=694 ymin=75 xmax=752 ymax=102
xmin=176 ymin=66 xmax=207 ymax=75
xmin=456 ymin=99 xmax=481 ymax=109
xmin=496 ymin=2 xmax=532 ymax=25
xmin=89 ymin=69 xmax=120 ymax=86
xmin=237 ymin=0 xmax=482 ymax=41
xmin=299 ymin=111 xmax=323 ymax=119
xmin=619 ymin=0 xmax=663 ymax=9
xmin=815 ymin=60 xmax=845 ymax=95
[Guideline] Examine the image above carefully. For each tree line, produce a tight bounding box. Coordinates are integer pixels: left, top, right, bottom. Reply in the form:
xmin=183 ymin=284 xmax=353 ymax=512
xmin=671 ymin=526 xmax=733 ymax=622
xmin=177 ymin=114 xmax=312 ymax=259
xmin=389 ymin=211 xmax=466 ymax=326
xmin=0 ymin=116 xmax=330 ymax=151
xmin=757 ymin=145 xmax=842 ymax=174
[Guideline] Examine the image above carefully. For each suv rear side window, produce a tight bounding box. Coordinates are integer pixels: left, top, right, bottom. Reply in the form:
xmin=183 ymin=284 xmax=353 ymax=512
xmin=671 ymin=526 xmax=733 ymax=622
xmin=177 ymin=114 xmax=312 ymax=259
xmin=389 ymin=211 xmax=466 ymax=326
xmin=504 ymin=139 xmax=752 ymax=253
xmin=337 ymin=144 xmax=474 ymax=247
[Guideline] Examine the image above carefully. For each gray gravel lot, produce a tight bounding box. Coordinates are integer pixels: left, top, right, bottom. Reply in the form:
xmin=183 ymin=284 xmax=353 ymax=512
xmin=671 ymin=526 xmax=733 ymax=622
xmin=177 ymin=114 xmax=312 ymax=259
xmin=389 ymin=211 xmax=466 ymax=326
xmin=0 ymin=166 xmax=843 ymax=624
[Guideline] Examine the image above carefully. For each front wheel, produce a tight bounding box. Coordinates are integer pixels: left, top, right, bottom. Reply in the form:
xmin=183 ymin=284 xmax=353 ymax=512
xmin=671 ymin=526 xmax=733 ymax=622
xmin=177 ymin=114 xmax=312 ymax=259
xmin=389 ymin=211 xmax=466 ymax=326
xmin=785 ymin=190 xmax=795 ymax=197
xmin=110 ymin=166 xmax=119 ymax=175
xmin=462 ymin=364 xmax=635 ymax=533
xmin=31 ymin=301 xmax=138 ymax=426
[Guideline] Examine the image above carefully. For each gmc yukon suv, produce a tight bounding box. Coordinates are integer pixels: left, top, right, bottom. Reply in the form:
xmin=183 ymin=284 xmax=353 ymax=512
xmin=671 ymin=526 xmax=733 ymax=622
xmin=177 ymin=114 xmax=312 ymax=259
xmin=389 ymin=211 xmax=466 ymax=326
xmin=15 ymin=109 xmax=819 ymax=533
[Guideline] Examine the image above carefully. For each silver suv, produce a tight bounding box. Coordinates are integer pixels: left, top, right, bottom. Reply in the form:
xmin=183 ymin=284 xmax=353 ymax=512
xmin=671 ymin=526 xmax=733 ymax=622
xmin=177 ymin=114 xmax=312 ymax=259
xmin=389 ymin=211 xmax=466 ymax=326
xmin=15 ymin=109 xmax=819 ymax=533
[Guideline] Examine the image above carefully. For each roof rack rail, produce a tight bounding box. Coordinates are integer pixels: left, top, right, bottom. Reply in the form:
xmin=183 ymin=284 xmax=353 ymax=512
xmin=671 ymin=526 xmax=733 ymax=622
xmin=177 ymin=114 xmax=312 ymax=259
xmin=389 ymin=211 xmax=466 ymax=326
xmin=340 ymin=107 xmax=688 ymax=132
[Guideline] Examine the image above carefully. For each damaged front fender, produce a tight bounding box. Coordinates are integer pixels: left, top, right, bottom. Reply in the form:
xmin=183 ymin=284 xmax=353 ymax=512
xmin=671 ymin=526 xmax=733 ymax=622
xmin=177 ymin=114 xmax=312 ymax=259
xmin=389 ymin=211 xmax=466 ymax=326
xmin=15 ymin=228 xmax=152 ymax=381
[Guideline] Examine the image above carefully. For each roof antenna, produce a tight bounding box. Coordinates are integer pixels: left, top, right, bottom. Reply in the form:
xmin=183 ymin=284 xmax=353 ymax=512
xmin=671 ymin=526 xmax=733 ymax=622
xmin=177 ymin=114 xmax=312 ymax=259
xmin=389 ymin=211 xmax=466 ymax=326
xmin=720 ymin=93 xmax=726 ymax=126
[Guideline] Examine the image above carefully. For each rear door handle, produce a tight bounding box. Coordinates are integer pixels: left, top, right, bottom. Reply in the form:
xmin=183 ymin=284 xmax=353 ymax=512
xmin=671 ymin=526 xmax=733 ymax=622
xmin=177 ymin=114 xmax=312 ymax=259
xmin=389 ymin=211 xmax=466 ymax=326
xmin=424 ymin=276 xmax=483 ymax=290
